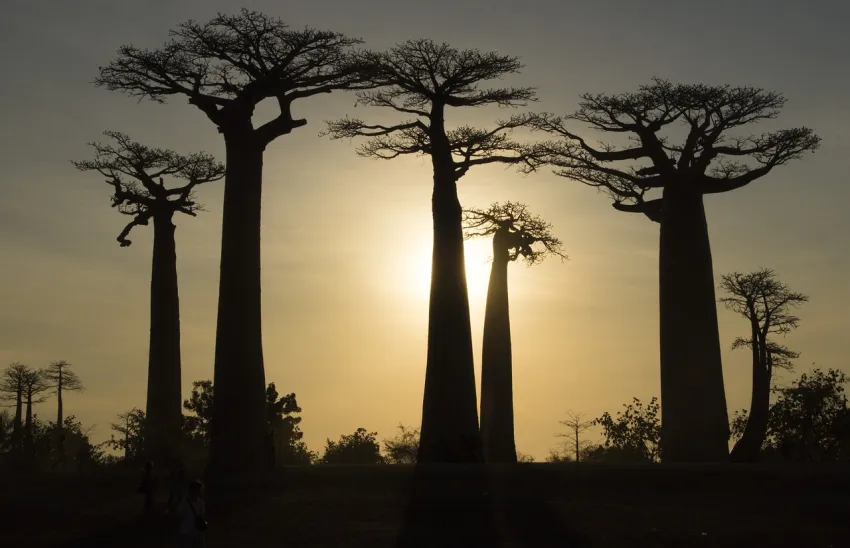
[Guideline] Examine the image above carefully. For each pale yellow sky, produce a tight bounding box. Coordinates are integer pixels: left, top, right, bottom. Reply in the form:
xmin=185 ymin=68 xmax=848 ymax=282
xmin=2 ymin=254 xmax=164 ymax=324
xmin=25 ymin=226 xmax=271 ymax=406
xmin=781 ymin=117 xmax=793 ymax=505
xmin=1 ymin=0 xmax=848 ymax=460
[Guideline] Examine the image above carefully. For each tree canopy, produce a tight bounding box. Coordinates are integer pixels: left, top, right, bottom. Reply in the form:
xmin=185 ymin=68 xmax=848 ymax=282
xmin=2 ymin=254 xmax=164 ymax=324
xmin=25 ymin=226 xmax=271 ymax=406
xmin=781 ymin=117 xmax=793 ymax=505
xmin=463 ymin=201 xmax=566 ymax=265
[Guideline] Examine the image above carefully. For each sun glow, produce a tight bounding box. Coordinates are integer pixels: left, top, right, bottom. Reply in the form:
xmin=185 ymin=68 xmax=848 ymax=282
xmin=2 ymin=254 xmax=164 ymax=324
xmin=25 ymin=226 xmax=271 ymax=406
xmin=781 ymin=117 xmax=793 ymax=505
xmin=403 ymin=234 xmax=495 ymax=304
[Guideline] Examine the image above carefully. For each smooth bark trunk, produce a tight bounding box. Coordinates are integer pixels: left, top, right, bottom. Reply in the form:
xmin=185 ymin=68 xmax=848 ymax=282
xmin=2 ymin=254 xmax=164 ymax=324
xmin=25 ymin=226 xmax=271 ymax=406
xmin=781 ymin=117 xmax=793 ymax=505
xmin=479 ymin=232 xmax=517 ymax=463
xmin=418 ymin=108 xmax=482 ymax=463
xmin=13 ymin=389 xmax=22 ymax=451
xmin=24 ymin=393 xmax=33 ymax=456
xmin=658 ymin=185 xmax=729 ymax=462
xmin=209 ymin=134 xmax=268 ymax=479
xmin=731 ymin=329 xmax=771 ymax=462
xmin=145 ymin=212 xmax=183 ymax=464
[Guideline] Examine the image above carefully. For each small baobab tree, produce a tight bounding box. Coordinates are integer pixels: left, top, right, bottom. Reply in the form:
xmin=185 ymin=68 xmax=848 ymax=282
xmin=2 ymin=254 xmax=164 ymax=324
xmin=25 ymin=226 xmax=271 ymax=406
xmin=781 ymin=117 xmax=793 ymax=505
xmin=463 ymin=202 xmax=565 ymax=462
xmin=22 ymin=368 xmax=49 ymax=456
xmin=532 ymin=80 xmax=820 ymax=462
xmin=74 ymin=131 xmax=223 ymax=464
xmin=43 ymin=360 xmax=85 ymax=433
xmin=95 ymin=9 xmax=370 ymax=477
xmin=325 ymin=39 xmax=542 ymax=463
xmin=557 ymin=410 xmax=594 ymax=463
xmin=720 ymin=269 xmax=808 ymax=462
xmin=0 ymin=362 xmax=30 ymax=453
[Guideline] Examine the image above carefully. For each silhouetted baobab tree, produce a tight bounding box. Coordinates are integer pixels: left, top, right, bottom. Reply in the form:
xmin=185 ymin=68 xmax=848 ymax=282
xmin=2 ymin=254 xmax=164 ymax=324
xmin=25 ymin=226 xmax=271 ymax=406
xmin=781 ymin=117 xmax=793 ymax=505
xmin=557 ymin=410 xmax=594 ymax=462
xmin=0 ymin=362 xmax=30 ymax=453
xmin=532 ymin=80 xmax=820 ymax=462
xmin=325 ymin=40 xmax=541 ymax=462
xmin=463 ymin=202 xmax=564 ymax=462
xmin=720 ymin=269 xmax=808 ymax=462
xmin=43 ymin=361 xmax=84 ymax=433
xmin=95 ymin=9 xmax=368 ymax=478
xmin=22 ymin=368 xmax=49 ymax=457
xmin=74 ymin=131 xmax=223 ymax=464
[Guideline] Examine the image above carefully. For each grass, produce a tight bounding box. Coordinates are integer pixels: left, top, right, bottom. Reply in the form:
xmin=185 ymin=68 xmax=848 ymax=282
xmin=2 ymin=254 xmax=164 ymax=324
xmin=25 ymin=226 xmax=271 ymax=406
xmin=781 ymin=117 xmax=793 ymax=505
xmin=3 ymin=463 xmax=849 ymax=547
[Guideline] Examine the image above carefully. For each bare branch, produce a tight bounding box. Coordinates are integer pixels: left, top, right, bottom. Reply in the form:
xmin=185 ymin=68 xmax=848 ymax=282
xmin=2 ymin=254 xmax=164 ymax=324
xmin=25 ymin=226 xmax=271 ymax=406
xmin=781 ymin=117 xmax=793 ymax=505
xmin=463 ymin=201 xmax=566 ymax=265
xmin=73 ymin=131 xmax=223 ymax=246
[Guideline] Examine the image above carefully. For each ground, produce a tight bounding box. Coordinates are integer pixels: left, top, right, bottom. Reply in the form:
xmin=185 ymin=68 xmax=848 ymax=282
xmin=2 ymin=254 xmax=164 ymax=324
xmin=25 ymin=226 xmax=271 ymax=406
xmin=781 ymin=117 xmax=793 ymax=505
xmin=3 ymin=463 xmax=848 ymax=547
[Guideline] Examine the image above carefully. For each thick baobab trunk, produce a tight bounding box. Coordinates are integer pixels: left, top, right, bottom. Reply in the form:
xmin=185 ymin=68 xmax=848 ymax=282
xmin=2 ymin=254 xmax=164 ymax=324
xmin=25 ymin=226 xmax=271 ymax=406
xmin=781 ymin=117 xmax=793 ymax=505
xmin=479 ymin=231 xmax=517 ymax=463
xmin=418 ymin=132 xmax=482 ymax=463
xmin=13 ymin=387 xmax=22 ymax=451
xmin=731 ymin=331 xmax=771 ymax=462
xmin=24 ymin=392 xmax=33 ymax=456
xmin=209 ymin=133 xmax=268 ymax=479
xmin=658 ymin=184 xmax=729 ymax=462
xmin=144 ymin=211 xmax=184 ymax=465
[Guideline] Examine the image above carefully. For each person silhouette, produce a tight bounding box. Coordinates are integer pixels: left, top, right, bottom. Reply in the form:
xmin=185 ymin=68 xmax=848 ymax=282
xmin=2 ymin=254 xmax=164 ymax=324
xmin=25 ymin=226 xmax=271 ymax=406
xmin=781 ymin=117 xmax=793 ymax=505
xmin=176 ymin=479 xmax=207 ymax=547
xmin=138 ymin=461 xmax=155 ymax=513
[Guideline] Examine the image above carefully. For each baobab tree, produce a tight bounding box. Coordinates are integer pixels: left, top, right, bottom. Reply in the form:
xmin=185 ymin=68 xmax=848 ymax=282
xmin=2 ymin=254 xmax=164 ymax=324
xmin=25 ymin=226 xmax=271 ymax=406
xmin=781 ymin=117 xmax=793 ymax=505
xmin=325 ymin=40 xmax=541 ymax=462
xmin=22 ymin=368 xmax=49 ymax=457
xmin=43 ymin=360 xmax=85 ymax=432
xmin=463 ymin=202 xmax=565 ymax=462
xmin=532 ymin=80 xmax=820 ymax=461
xmin=74 ymin=131 xmax=223 ymax=464
xmin=557 ymin=410 xmax=594 ymax=462
xmin=0 ymin=362 xmax=30 ymax=453
xmin=720 ymin=269 xmax=808 ymax=462
xmin=95 ymin=9 xmax=370 ymax=477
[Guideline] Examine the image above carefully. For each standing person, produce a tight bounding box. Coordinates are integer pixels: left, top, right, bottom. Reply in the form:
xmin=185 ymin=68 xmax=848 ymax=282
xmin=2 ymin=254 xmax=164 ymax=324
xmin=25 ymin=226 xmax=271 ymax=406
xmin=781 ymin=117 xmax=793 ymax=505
xmin=176 ymin=480 xmax=207 ymax=547
xmin=166 ymin=459 xmax=186 ymax=512
xmin=138 ymin=461 xmax=156 ymax=513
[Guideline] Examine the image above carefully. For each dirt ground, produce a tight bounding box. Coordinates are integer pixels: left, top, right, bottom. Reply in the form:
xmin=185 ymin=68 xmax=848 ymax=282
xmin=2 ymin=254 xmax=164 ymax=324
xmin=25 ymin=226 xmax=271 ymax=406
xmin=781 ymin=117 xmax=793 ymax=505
xmin=3 ymin=463 xmax=848 ymax=547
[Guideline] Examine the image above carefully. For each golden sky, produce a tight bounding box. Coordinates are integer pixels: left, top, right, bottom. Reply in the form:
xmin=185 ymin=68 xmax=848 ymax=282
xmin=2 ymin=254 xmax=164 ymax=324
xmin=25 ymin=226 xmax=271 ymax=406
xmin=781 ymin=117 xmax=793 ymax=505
xmin=1 ymin=0 xmax=848 ymax=460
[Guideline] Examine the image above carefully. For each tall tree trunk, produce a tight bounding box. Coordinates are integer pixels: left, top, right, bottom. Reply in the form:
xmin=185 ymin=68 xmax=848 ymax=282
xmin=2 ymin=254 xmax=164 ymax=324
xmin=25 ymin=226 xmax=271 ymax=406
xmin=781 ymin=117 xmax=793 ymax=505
xmin=479 ymin=231 xmax=517 ymax=463
xmin=24 ymin=392 xmax=33 ymax=457
xmin=418 ymin=111 xmax=482 ymax=463
xmin=658 ymin=184 xmax=729 ymax=462
xmin=209 ymin=133 xmax=268 ymax=479
xmin=145 ymin=211 xmax=183 ymax=465
xmin=56 ymin=369 xmax=63 ymax=430
xmin=730 ymin=322 xmax=770 ymax=462
xmin=13 ymin=387 xmax=22 ymax=452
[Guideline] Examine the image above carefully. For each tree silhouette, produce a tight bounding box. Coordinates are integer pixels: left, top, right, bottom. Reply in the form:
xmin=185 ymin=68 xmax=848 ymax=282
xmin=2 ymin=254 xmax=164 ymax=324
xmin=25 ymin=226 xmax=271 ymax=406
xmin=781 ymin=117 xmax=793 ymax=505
xmin=595 ymin=397 xmax=661 ymax=463
xmin=557 ymin=410 xmax=594 ymax=462
xmin=325 ymin=40 xmax=541 ymax=463
xmin=109 ymin=408 xmax=146 ymax=463
xmin=73 ymin=131 xmax=223 ymax=465
xmin=321 ymin=428 xmax=384 ymax=465
xmin=22 ymin=369 xmax=49 ymax=458
xmin=95 ymin=9 xmax=369 ymax=478
xmin=43 ymin=360 xmax=85 ymax=433
xmin=382 ymin=424 xmax=420 ymax=464
xmin=463 ymin=202 xmax=564 ymax=462
xmin=720 ymin=269 xmax=808 ymax=462
xmin=0 ymin=362 xmax=30 ymax=454
xmin=532 ymin=80 xmax=820 ymax=462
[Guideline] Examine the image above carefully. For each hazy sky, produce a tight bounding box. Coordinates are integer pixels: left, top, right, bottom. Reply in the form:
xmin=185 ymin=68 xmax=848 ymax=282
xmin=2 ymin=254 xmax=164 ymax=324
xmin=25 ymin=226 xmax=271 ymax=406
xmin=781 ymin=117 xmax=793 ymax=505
xmin=1 ymin=0 xmax=848 ymax=460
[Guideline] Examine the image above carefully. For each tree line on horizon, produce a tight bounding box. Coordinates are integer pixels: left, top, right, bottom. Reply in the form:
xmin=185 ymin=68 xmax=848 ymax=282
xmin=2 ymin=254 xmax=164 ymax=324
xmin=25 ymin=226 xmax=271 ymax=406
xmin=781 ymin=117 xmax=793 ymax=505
xmin=9 ymin=8 xmax=825 ymax=477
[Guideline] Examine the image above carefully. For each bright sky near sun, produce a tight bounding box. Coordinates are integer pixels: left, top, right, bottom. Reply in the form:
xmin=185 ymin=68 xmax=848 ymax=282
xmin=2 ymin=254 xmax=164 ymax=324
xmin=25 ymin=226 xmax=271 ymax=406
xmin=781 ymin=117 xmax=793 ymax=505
xmin=1 ymin=0 xmax=848 ymax=460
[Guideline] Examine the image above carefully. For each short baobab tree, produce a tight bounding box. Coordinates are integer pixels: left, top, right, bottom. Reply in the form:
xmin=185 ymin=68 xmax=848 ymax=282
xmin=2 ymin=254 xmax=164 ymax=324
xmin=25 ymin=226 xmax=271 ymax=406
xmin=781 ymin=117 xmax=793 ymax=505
xmin=532 ymin=80 xmax=820 ymax=462
xmin=43 ymin=360 xmax=85 ymax=433
xmin=74 ymin=131 xmax=223 ymax=464
xmin=720 ymin=269 xmax=808 ymax=462
xmin=325 ymin=39 xmax=542 ymax=463
xmin=463 ymin=202 xmax=565 ymax=462
xmin=96 ymin=9 xmax=370 ymax=477
xmin=0 ymin=362 xmax=30 ymax=453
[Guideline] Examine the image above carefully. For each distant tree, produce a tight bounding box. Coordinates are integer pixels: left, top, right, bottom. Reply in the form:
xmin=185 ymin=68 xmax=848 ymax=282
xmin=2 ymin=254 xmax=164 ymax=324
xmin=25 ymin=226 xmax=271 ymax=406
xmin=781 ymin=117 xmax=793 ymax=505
xmin=516 ymin=452 xmax=535 ymax=463
xmin=108 ymin=408 xmax=147 ymax=464
xmin=321 ymin=428 xmax=384 ymax=465
xmin=557 ymin=411 xmax=594 ymax=462
xmin=0 ymin=362 xmax=30 ymax=453
xmin=767 ymin=369 xmax=849 ymax=461
xmin=463 ymin=202 xmax=565 ymax=463
xmin=0 ymin=410 xmax=12 ymax=453
xmin=42 ymin=361 xmax=85 ymax=434
xmin=382 ymin=424 xmax=420 ymax=464
xmin=720 ymin=269 xmax=808 ymax=462
xmin=74 ymin=132 xmax=223 ymax=465
xmin=326 ymin=40 xmax=542 ymax=463
xmin=183 ymin=380 xmax=215 ymax=446
xmin=595 ymin=397 xmax=661 ymax=463
xmin=545 ymin=449 xmax=573 ymax=463
xmin=182 ymin=379 xmax=314 ymax=464
xmin=22 ymin=369 xmax=49 ymax=458
xmin=533 ymin=81 xmax=820 ymax=462
xmin=96 ymin=9 xmax=370 ymax=478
